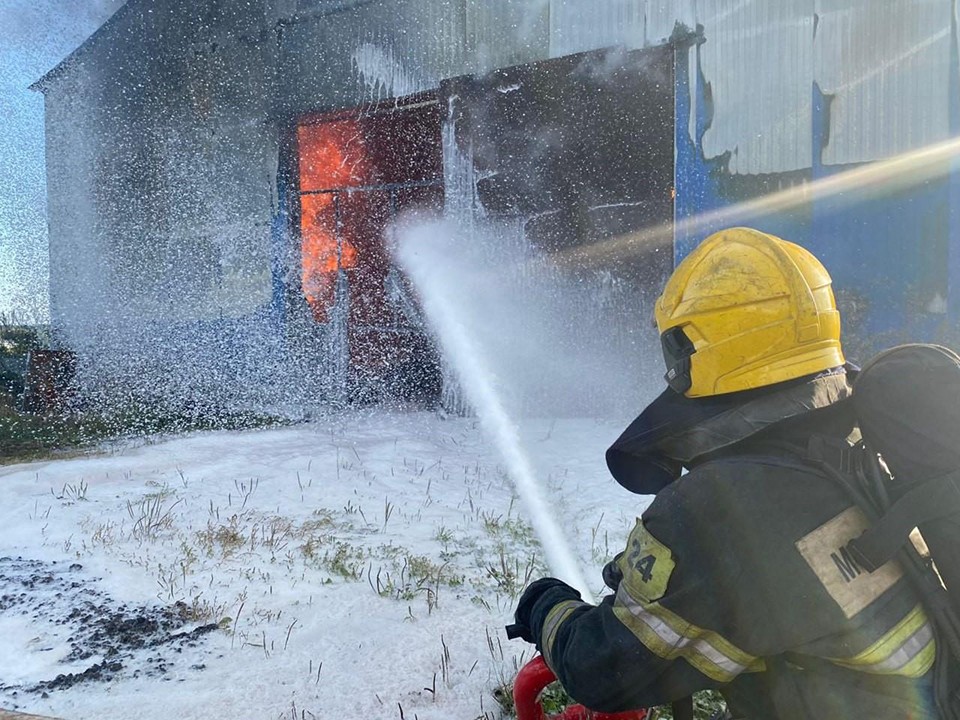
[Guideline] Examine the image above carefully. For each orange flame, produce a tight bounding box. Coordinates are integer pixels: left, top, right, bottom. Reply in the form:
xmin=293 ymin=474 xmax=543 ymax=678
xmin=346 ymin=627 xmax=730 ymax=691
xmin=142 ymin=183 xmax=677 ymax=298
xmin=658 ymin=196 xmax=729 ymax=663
xmin=298 ymin=119 xmax=370 ymax=322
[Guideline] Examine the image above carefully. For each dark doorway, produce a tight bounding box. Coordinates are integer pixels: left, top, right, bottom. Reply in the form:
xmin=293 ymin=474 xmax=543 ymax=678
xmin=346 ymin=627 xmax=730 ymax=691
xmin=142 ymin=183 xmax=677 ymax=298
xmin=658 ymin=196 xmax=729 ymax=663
xmin=295 ymin=96 xmax=443 ymax=405
xmin=440 ymin=45 xmax=675 ymax=277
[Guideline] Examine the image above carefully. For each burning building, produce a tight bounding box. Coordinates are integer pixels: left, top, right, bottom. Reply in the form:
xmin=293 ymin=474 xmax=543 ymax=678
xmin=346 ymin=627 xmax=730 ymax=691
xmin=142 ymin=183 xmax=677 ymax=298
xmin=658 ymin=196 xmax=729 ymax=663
xmin=30 ymin=0 xmax=960 ymax=413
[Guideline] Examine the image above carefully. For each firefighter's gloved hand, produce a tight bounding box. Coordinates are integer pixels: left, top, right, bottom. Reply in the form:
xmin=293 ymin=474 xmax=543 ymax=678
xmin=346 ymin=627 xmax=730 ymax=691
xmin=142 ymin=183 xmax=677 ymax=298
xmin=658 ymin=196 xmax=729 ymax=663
xmin=602 ymin=552 xmax=625 ymax=591
xmin=513 ymin=578 xmax=581 ymax=647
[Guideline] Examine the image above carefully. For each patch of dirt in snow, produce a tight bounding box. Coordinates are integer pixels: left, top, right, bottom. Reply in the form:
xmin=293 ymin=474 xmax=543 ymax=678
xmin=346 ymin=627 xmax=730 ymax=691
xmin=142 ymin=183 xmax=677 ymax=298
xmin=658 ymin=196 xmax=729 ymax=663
xmin=0 ymin=557 xmax=218 ymax=698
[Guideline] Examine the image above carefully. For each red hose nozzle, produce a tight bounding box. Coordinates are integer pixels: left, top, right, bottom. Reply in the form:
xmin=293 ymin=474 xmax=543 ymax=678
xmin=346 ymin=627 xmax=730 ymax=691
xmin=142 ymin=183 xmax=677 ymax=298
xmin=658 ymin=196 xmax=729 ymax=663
xmin=513 ymin=656 xmax=648 ymax=720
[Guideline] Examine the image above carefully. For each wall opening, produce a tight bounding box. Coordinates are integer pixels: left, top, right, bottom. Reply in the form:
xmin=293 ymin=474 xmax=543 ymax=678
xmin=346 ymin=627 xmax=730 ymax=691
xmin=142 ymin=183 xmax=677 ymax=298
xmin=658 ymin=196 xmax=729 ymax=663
xmin=295 ymin=95 xmax=443 ymax=405
xmin=427 ymin=45 xmax=677 ymax=416
xmin=440 ymin=44 xmax=675 ymax=275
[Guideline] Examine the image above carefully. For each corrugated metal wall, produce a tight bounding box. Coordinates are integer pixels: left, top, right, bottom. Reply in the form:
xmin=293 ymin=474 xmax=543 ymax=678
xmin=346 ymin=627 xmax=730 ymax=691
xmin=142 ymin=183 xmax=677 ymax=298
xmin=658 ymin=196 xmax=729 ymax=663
xmin=696 ymin=0 xmax=814 ymax=174
xmin=544 ymin=0 xmax=954 ymax=172
xmin=277 ymin=0 xmax=551 ymax=115
xmin=548 ymin=0 xmax=649 ymax=56
xmin=275 ymin=0 xmax=954 ymax=174
xmin=815 ymin=0 xmax=953 ymax=165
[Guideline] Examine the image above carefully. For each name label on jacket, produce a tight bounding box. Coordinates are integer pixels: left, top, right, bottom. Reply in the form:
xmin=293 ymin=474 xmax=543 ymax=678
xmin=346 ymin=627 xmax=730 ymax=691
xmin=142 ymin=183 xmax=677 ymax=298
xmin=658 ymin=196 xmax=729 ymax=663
xmin=795 ymin=506 xmax=903 ymax=619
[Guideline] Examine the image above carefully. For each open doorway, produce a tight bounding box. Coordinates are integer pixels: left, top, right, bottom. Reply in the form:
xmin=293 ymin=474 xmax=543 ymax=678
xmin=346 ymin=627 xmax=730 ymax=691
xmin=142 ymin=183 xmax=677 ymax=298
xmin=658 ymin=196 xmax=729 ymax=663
xmin=295 ymin=95 xmax=443 ymax=405
xmin=431 ymin=46 xmax=676 ymax=415
xmin=440 ymin=45 xmax=675 ymax=271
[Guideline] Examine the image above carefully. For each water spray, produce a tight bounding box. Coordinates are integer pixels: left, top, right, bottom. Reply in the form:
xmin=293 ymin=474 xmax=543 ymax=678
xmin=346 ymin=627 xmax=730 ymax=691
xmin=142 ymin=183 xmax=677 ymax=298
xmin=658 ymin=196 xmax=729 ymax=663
xmin=396 ymin=224 xmax=595 ymax=603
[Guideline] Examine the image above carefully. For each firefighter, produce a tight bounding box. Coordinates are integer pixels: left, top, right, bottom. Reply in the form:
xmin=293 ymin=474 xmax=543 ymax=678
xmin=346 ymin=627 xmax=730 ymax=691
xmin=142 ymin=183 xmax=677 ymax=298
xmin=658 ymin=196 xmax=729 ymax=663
xmin=513 ymin=227 xmax=937 ymax=718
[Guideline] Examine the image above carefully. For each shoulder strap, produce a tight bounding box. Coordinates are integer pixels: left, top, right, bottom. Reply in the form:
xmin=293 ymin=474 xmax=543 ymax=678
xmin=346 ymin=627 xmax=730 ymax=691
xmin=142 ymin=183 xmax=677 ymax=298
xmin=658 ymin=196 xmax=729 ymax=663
xmin=806 ymin=433 xmax=960 ymax=720
xmin=805 ymin=434 xmax=873 ymax=509
xmin=849 ymin=470 xmax=960 ymax=572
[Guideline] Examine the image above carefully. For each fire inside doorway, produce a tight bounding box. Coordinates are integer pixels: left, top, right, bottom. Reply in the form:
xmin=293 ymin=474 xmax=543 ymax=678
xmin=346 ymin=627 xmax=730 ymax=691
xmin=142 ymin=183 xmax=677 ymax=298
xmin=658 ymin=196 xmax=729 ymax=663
xmin=295 ymin=97 xmax=443 ymax=405
xmin=293 ymin=45 xmax=673 ymax=410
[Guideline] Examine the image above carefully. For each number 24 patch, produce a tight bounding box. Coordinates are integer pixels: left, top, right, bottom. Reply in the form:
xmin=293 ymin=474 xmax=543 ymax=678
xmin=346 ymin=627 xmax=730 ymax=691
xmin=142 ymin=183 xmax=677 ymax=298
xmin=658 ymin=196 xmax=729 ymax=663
xmin=620 ymin=519 xmax=675 ymax=602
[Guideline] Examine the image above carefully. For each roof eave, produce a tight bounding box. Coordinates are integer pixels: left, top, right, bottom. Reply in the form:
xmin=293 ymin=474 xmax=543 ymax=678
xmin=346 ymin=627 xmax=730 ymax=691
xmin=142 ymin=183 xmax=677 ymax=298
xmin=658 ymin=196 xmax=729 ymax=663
xmin=30 ymin=0 xmax=133 ymax=93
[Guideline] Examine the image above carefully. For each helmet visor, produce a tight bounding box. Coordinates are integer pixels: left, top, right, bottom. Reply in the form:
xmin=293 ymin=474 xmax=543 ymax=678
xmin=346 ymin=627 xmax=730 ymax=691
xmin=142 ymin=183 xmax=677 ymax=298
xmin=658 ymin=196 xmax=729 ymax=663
xmin=661 ymin=326 xmax=696 ymax=394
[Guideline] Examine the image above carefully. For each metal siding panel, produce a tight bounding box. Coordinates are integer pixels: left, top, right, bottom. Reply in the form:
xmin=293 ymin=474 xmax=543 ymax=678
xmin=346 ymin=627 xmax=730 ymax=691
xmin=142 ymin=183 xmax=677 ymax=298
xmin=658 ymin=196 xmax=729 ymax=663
xmin=348 ymin=0 xmax=464 ymax=97
xmin=815 ymin=0 xmax=952 ymax=165
xmin=808 ymin=0 xmax=956 ymax=346
xmin=466 ymin=0 xmax=550 ymax=72
xmin=646 ymin=0 xmax=697 ymax=44
xmin=548 ymin=0 xmax=648 ymax=57
xmin=948 ymin=0 xmax=960 ymax=319
xmin=280 ymin=0 xmax=554 ymax=113
xmin=281 ymin=0 xmax=458 ymax=112
xmin=44 ymin=68 xmax=106 ymax=340
xmin=697 ymin=0 xmax=814 ymax=175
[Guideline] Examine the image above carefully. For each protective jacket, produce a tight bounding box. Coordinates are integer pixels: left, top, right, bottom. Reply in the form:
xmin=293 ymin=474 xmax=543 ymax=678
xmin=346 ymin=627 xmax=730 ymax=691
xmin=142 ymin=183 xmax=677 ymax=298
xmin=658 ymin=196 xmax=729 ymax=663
xmin=526 ymin=371 xmax=937 ymax=719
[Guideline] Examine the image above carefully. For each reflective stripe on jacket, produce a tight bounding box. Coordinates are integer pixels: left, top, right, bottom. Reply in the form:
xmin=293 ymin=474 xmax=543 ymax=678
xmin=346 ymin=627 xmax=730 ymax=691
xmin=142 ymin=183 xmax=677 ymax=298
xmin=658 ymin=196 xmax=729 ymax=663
xmin=528 ymin=377 xmax=937 ymax=719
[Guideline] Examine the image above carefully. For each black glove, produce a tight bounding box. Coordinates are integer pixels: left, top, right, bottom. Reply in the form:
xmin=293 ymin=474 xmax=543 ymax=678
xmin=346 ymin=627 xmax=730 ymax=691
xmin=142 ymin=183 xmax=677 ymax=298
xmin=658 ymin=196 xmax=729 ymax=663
xmin=510 ymin=577 xmax=581 ymax=645
xmin=602 ymin=552 xmax=625 ymax=591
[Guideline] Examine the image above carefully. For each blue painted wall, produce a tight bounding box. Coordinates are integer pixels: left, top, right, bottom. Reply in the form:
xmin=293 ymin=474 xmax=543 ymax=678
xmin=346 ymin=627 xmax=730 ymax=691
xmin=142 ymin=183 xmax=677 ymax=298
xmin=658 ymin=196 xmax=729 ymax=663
xmin=673 ymin=38 xmax=958 ymax=356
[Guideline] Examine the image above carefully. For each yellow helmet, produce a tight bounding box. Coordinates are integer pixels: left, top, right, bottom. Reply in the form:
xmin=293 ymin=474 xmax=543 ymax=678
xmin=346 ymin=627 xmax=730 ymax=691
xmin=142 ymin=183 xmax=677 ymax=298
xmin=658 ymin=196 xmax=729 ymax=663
xmin=655 ymin=227 xmax=844 ymax=397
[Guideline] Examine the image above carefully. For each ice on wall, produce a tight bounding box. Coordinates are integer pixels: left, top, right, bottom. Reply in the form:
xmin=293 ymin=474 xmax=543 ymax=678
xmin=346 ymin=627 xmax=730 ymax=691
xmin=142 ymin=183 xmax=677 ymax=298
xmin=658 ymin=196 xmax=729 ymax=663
xmin=353 ymin=43 xmax=426 ymax=101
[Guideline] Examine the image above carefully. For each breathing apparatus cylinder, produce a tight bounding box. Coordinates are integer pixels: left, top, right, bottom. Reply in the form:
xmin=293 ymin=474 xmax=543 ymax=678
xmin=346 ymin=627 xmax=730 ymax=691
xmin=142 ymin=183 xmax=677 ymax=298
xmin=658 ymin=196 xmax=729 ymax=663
xmin=853 ymin=344 xmax=960 ymax=622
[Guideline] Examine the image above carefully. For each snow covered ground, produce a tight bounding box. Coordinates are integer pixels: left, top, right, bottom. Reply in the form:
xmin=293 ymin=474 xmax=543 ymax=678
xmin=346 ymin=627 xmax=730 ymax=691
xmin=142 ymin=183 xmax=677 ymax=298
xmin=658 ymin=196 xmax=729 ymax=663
xmin=0 ymin=411 xmax=650 ymax=720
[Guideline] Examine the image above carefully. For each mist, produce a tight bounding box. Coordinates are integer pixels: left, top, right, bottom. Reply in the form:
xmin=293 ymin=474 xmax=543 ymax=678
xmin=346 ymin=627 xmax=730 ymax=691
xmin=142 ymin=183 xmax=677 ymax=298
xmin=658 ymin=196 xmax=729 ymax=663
xmin=392 ymin=215 xmax=663 ymax=422
xmin=0 ymin=0 xmax=126 ymax=323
